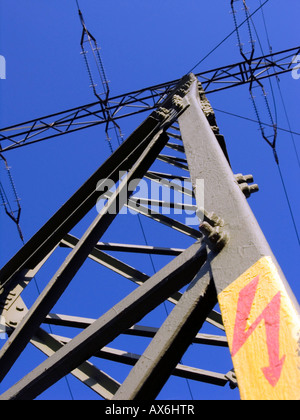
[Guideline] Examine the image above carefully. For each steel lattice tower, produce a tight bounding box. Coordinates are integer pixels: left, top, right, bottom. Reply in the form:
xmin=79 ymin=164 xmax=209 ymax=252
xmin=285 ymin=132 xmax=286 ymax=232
xmin=0 ymin=73 xmax=299 ymax=400
xmin=0 ymin=1 xmax=299 ymax=401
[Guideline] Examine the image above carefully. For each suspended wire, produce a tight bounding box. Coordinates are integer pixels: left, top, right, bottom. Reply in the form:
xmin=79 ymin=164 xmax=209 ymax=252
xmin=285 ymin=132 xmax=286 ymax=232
xmin=248 ymin=12 xmax=278 ymax=127
xmin=75 ymin=0 xmax=125 ymax=154
xmin=230 ymin=0 xmax=300 ymax=248
xmin=249 ymin=0 xmax=300 ymax=246
xmin=277 ymin=164 xmax=300 ymax=247
xmin=230 ymin=0 xmax=277 ymax=149
xmin=246 ymin=2 xmax=299 ymax=167
xmin=231 ymin=2 xmax=243 ymax=55
xmin=0 ymin=154 xmax=24 ymax=242
xmin=78 ymin=11 xmax=110 ymax=102
xmin=243 ymin=0 xmax=256 ymax=55
xmin=256 ymin=0 xmax=300 ymax=247
xmin=275 ymin=81 xmax=300 ymax=169
xmin=258 ymin=0 xmax=272 ymax=50
xmin=214 ymin=108 xmax=300 ymax=137
xmin=187 ymin=0 xmax=270 ymax=74
xmin=247 ymin=6 xmax=279 ymax=150
xmin=258 ymin=0 xmax=300 ymax=169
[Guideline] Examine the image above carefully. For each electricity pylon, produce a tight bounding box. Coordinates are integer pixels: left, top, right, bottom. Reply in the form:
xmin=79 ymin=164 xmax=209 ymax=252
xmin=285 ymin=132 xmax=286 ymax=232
xmin=0 ymin=73 xmax=299 ymax=400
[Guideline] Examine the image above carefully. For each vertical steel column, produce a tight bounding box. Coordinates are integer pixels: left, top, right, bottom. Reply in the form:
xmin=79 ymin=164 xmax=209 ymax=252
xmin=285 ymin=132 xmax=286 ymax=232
xmin=112 ymin=262 xmax=217 ymax=400
xmin=178 ymin=74 xmax=300 ymax=400
xmin=0 ymin=128 xmax=170 ymax=383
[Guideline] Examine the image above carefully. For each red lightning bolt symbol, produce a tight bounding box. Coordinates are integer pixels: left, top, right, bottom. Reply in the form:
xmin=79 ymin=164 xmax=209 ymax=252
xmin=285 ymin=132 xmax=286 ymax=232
xmin=231 ymin=275 xmax=285 ymax=387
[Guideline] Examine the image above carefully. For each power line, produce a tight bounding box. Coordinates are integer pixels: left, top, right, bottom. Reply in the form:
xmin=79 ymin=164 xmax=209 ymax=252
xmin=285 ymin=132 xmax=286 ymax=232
xmin=248 ymin=6 xmax=278 ymax=130
xmin=257 ymin=1 xmax=300 ymax=169
xmin=254 ymin=0 xmax=300 ymax=247
xmin=187 ymin=0 xmax=270 ymax=74
xmin=75 ymin=1 xmax=124 ymax=154
xmin=275 ymin=80 xmax=300 ymax=169
xmin=230 ymin=0 xmax=277 ymax=149
xmin=0 ymin=155 xmax=23 ymax=242
xmin=214 ymin=108 xmax=300 ymax=137
xmin=229 ymin=0 xmax=300 ymax=249
xmin=277 ymin=163 xmax=300 ymax=247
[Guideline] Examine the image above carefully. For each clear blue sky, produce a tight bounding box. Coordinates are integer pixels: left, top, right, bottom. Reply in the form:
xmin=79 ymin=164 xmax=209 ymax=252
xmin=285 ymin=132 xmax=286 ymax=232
xmin=0 ymin=0 xmax=299 ymax=400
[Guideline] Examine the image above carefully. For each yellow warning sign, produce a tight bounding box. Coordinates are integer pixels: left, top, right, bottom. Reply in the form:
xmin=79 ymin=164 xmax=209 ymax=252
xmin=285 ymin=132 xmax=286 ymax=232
xmin=218 ymin=256 xmax=300 ymax=400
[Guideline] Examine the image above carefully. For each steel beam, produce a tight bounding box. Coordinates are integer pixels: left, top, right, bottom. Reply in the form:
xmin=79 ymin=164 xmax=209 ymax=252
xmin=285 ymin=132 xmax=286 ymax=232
xmin=43 ymin=315 xmax=227 ymax=346
xmin=146 ymin=171 xmax=190 ymax=182
xmin=60 ymin=233 xmax=149 ymax=284
xmin=92 ymin=242 xmax=185 ymax=256
xmin=103 ymin=189 xmax=201 ymax=239
xmin=0 ymin=240 xmax=207 ymax=400
xmin=31 ymin=328 xmax=120 ymax=399
xmin=125 ymin=197 xmax=196 ymax=212
xmin=0 ymin=115 xmax=163 ymax=291
xmin=0 ymin=46 xmax=298 ymax=152
xmin=165 ymin=142 xmax=185 ymax=153
xmin=60 ymin=233 xmax=182 ymax=304
xmin=0 ymin=127 xmax=170 ymax=383
xmin=3 ymin=292 xmax=121 ymax=399
xmin=178 ymin=75 xmax=300 ymax=400
xmin=95 ymin=347 xmax=230 ymax=387
xmin=113 ymin=261 xmax=217 ymax=400
xmin=43 ymin=337 xmax=230 ymax=387
xmin=123 ymin=325 xmax=227 ymax=347
xmin=178 ymin=75 xmax=284 ymax=293
xmin=157 ymin=154 xmax=189 ymax=171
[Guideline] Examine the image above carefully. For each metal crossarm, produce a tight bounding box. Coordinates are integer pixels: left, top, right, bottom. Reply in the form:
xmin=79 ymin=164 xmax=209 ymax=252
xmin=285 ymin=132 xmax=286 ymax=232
xmin=0 ymin=47 xmax=299 ymax=153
